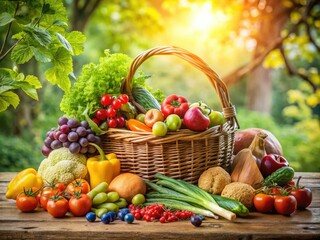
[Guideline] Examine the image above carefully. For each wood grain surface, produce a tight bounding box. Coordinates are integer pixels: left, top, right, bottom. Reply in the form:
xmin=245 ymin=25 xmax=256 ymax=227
xmin=0 ymin=172 xmax=319 ymax=240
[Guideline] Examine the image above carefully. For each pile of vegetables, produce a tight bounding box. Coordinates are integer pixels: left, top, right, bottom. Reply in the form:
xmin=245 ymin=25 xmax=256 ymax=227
xmin=4 ymin=48 xmax=314 ymax=227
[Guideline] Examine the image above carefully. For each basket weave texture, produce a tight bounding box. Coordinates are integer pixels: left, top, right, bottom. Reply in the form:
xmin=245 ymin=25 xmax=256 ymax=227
xmin=102 ymin=46 xmax=238 ymax=183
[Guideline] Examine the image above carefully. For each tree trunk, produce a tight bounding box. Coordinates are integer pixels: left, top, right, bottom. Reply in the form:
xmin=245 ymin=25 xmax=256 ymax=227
xmin=245 ymin=1 xmax=292 ymax=113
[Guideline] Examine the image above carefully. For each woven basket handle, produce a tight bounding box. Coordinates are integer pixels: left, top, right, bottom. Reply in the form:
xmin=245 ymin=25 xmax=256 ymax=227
xmin=122 ymin=46 xmax=238 ymax=126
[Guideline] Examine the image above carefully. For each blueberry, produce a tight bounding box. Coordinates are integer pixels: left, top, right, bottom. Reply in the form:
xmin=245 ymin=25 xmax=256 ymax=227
xmin=85 ymin=212 xmax=96 ymax=222
xmin=190 ymin=215 xmax=202 ymax=227
xmin=124 ymin=213 xmax=134 ymax=224
xmin=106 ymin=211 xmax=116 ymax=222
xmin=101 ymin=213 xmax=112 ymax=224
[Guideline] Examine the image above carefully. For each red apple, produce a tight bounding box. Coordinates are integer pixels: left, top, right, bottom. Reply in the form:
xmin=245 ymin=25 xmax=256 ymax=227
xmin=183 ymin=107 xmax=210 ymax=132
xmin=260 ymin=154 xmax=289 ymax=178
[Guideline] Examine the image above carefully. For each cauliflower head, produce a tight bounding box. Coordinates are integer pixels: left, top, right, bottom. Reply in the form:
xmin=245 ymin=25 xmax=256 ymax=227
xmin=38 ymin=147 xmax=87 ymax=184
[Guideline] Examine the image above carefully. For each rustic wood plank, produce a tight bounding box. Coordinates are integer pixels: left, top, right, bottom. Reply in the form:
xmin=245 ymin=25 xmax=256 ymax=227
xmin=0 ymin=172 xmax=319 ymax=240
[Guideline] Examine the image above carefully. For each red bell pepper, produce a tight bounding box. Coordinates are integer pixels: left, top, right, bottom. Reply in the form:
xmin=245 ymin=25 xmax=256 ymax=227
xmin=161 ymin=94 xmax=189 ymax=119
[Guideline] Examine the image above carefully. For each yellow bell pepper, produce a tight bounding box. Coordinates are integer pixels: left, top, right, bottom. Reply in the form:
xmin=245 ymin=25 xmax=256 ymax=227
xmin=87 ymin=143 xmax=121 ymax=189
xmin=5 ymin=168 xmax=43 ymax=199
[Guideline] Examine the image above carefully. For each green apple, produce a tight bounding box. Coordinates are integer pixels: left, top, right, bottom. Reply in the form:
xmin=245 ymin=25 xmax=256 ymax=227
xmin=165 ymin=114 xmax=182 ymax=131
xmin=208 ymin=111 xmax=226 ymax=127
xmin=152 ymin=121 xmax=168 ymax=137
xmin=135 ymin=113 xmax=145 ymax=123
xmin=189 ymin=101 xmax=211 ymax=115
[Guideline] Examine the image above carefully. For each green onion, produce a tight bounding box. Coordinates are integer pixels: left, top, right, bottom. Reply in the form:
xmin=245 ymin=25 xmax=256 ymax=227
xmin=146 ymin=173 xmax=237 ymax=221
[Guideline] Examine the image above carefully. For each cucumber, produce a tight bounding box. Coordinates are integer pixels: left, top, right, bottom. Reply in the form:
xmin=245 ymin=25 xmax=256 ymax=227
xmin=132 ymin=86 xmax=161 ymax=111
xmin=261 ymin=166 xmax=295 ymax=186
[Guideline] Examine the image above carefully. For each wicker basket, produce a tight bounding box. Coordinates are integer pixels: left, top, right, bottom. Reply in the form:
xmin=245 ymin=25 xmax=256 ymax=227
xmin=101 ymin=46 xmax=239 ymax=183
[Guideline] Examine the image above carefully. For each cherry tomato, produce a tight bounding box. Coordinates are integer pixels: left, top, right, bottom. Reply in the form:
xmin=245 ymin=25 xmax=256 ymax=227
xmin=270 ymin=187 xmax=282 ymax=195
xmin=66 ymin=179 xmax=90 ymax=196
xmin=289 ymin=176 xmax=312 ymax=209
xmin=253 ymin=193 xmax=274 ymax=213
xmin=118 ymin=94 xmax=129 ymax=104
xmin=274 ymin=195 xmax=297 ymax=215
xmin=16 ymin=188 xmax=39 ymax=212
xmin=115 ymin=116 xmax=126 ymax=128
xmin=112 ymin=99 xmax=122 ymax=109
xmin=69 ymin=193 xmax=92 ymax=217
xmin=106 ymin=107 xmax=117 ymax=118
xmin=96 ymin=109 xmax=108 ymax=121
xmin=47 ymin=195 xmax=69 ymax=218
xmin=108 ymin=118 xmax=117 ymax=128
xmin=40 ymin=183 xmax=64 ymax=210
xmin=101 ymin=94 xmax=112 ymax=107
xmin=91 ymin=118 xmax=100 ymax=126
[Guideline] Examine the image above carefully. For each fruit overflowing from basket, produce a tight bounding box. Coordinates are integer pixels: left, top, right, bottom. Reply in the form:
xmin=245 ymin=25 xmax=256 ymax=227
xmin=58 ymin=46 xmax=239 ymax=183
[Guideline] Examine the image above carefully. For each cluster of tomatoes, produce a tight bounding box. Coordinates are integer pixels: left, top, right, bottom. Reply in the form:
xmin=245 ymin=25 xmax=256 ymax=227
xmin=92 ymin=93 xmax=130 ymax=128
xmin=253 ymin=177 xmax=312 ymax=216
xmin=15 ymin=179 xmax=92 ymax=218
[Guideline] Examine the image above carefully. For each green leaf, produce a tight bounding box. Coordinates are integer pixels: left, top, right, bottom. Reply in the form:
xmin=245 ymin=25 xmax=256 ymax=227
xmin=25 ymin=75 xmax=42 ymax=89
xmin=11 ymin=41 xmax=34 ymax=64
xmin=23 ymin=25 xmax=52 ymax=47
xmin=19 ymin=82 xmax=39 ymax=100
xmin=56 ymin=32 xmax=73 ymax=54
xmin=45 ymin=67 xmax=71 ymax=92
xmin=52 ymin=20 xmax=68 ymax=28
xmin=0 ymin=12 xmax=15 ymax=26
xmin=45 ymin=48 xmax=72 ymax=91
xmin=65 ymin=31 xmax=86 ymax=56
xmin=0 ymin=91 xmax=20 ymax=112
xmin=31 ymin=46 xmax=52 ymax=63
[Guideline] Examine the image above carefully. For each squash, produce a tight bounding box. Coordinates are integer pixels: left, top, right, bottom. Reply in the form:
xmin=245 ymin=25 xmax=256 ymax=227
xmin=108 ymin=173 xmax=146 ymax=202
xmin=231 ymin=148 xmax=264 ymax=189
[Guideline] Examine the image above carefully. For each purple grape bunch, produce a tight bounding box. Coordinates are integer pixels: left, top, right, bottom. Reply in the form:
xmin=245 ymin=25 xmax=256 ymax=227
xmin=41 ymin=116 xmax=102 ymax=156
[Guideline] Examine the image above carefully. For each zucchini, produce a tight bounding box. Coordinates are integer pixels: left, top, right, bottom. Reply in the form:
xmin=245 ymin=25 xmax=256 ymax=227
xmin=132 ymin=86 xmax=161 ymax=111
xmin=261 ymin=166 xmax=295 ymax=186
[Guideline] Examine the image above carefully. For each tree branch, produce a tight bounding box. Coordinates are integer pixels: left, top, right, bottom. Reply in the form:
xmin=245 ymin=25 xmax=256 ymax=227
xmin=279 ymin=45 xmax=317 ymax=92
xmin=0 ymin=2 xmax=20 ymax=56
xmin=222 ymin=18 xmax=303 ymax=88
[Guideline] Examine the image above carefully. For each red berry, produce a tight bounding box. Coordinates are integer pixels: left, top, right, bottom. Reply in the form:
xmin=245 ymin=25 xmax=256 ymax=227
xmin=112 ymin=99 xmax=122 ymax=109
xmin=119 ymin=94 xmax=129 ymax=104
xmin=92 ymin=118 xmax=100 ymax=126
xmin=106 ymin=107 xmax=117 ymax=118
xmin=96 ymin=109 xmax=107 ymax=121
xmin=101 ymin=94 xmax=112 ymax=106
xmin=108 ymin=118 xmax=117 ymax=128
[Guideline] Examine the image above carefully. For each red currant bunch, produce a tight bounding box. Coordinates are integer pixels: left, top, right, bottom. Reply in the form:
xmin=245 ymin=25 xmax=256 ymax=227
xmin=92 ymin=94 xmax=129 ymax=129
xmin=128 ymin=203 xmax=194 ymax=223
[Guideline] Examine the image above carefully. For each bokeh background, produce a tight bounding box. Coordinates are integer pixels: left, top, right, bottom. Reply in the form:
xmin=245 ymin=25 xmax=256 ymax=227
xmin=1 ymin=0 xmax=319 ymax=172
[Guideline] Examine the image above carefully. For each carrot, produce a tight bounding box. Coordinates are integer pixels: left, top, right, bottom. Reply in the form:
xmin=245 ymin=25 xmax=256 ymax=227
xmin=127 ymin=119 xmax=152 ymax=132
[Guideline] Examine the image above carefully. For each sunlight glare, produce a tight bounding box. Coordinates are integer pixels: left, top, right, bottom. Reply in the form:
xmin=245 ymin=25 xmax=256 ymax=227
xmin=190 ymin=2 xmax=229 ymax=32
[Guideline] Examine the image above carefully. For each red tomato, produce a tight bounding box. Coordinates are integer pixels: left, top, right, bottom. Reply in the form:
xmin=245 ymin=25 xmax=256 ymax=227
xmin=40 ymin=183 xmax=64 ymax=210
xmin=290 ymin=188 xmax=312 ymax=209
xmin=118 ymin=94 xmax=129 ymax=104
xmin=16 ymin=189 xmax=39 ymax=212
xmin=270 ymin=187 xmax=282 ymax=195
xmin=253 ymin=193 xmax=274 ymax=213
xmin=112 ymin=98 xmax=122 ymax=109
xmin=101 ymin=94 xmax=112 ymax=106
xmin=66 ymin=179 xmax=90 ymax=195
xmin=47 ymin=196 xmax=69 ymax=218
xmin=274 ymin=195 xmax=297 ymax=215
xmin=69 ymin=193 xmax=92 ymax=217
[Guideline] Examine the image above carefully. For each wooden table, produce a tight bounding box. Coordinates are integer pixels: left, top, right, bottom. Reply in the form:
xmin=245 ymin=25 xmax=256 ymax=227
xmin=0 ymin=172 xmax=319 ymax=240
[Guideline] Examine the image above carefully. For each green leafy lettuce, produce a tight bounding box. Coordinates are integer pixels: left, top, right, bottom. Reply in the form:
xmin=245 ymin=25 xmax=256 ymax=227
xmin=60 ymin=50 xmax=153 ymax=118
